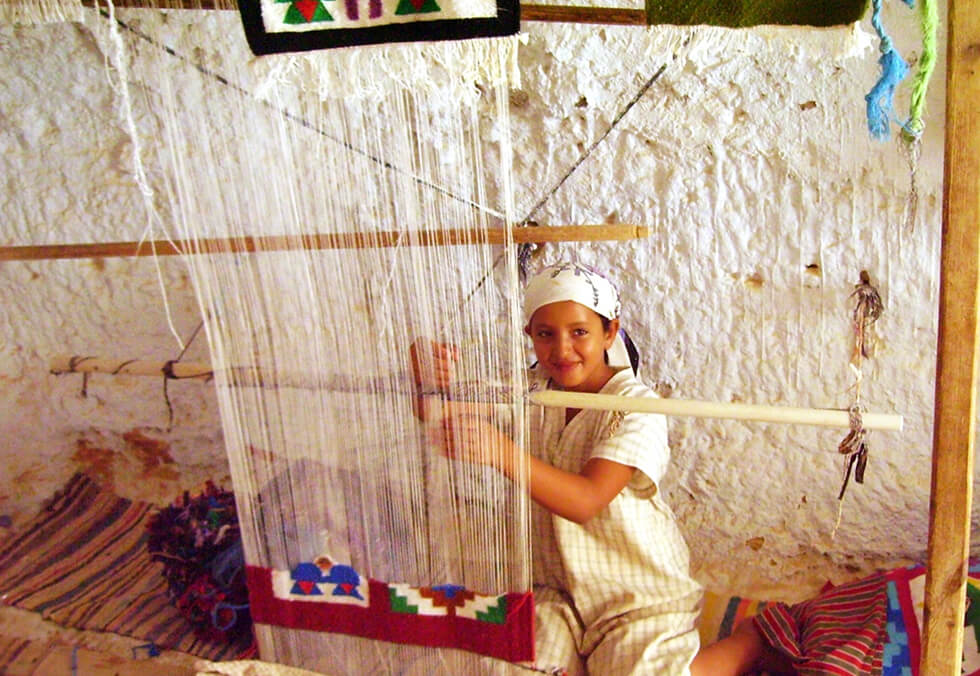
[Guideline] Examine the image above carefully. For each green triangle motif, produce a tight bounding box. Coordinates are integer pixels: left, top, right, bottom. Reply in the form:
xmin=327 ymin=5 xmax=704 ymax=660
xmin=394 ymin=0 xmax=440 ymax=15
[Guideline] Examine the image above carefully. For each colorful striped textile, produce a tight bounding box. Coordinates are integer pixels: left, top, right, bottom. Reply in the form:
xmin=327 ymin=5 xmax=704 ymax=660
xmin=753 ymin=573 xmax=887 ymax=675
xmin=749 ymin=561 xmax=980 ymax=676
xmin=0 ymin=473 xmax=250 ymax=660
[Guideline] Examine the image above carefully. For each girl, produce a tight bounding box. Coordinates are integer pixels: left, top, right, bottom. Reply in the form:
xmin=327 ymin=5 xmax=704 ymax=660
xmin=413 ymin=262 xmax=703 ymax=675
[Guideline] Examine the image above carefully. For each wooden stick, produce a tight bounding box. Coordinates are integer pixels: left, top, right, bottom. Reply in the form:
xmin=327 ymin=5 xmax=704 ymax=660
xmin=0 ymin=225 xmax=650 ymax=262
xmin=50 ymin=355 xmax=904 ymax=431
xmin=51 ymin=356 xmax=215 ymax=380
xmin=529 ymin=390 xmax=903 ymax=432
xmin=80 ymin=0 xmax=650 ymax=24
xmin=921 ymin=0 xmax=980 ymax=673
xmin=520 ymin=5 xmax=647 ymax=25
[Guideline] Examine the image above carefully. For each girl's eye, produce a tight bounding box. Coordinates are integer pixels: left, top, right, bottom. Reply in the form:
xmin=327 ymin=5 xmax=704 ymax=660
xmin=573 ymin=328 xmax=588 ymax=336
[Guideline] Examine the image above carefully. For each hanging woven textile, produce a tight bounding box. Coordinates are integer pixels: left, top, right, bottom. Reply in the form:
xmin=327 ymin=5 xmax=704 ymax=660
xmin=644 ymin=0 xmax=868 ymax=27
xmin=83 ymin=0 xmax=529 ymax=670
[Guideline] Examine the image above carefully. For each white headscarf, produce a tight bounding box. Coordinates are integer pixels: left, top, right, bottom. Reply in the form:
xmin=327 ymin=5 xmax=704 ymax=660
xmin=523 ymin=262 xmax=634 ymax=371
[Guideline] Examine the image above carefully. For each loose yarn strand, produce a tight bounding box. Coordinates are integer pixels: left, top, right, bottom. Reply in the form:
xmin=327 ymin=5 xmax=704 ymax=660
xmin=903 ymin=0 xmax=939 ymax=139
xmin=865 ymin=0 xmax=939 ymax=142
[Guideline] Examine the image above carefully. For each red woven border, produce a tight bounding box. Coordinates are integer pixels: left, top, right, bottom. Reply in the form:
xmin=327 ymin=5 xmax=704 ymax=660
xmin=246 ymin=565 xmax=534 ymax=662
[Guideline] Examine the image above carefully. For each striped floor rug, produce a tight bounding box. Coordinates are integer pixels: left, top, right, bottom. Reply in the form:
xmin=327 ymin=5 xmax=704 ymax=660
xmin=0 ymin=473 xmax=250 ymax=661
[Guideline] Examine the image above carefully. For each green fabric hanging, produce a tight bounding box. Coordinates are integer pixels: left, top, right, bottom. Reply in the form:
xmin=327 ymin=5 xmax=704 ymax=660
xmin=645 ymin=0 xmax=868 ymax=27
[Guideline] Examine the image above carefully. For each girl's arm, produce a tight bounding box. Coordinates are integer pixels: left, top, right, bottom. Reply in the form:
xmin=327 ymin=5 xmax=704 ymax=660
xmin=442 ymin=412 xmax=635 ymax=524
xmin=522 ymin=454 xmax=635 ymax=524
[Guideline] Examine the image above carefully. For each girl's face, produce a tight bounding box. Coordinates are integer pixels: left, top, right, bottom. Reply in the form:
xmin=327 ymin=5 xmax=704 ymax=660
xmin=525 ymin=300 xmax=620 ymax=393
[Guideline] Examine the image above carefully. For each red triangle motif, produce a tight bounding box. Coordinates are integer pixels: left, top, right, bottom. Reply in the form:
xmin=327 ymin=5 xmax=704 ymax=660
xmin=297 ymin=580 xmax=316 ymax=594
xmin=293 ymin=0 xmax=319 ymax=21
xmin=409 ymin=0 xmax=425 ymax=10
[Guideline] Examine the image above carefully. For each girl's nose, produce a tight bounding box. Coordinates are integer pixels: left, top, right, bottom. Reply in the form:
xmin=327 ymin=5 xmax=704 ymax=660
xmin=553 ymin=333 xmax=572 ymax=358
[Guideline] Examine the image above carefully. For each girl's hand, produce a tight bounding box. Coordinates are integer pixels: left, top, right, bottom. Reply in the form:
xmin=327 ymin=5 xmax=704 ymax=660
xmin=438 ymin=411 xmax=516 ymax=476
xmin=410 ymin=339 xmax=459 ymax=422
xmin=410 ymin=339 xmax=459 ymax=392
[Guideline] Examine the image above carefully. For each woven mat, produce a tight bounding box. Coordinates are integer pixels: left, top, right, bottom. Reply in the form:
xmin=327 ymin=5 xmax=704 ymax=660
xmin=0 ymin=473 xmax=250 ymax=662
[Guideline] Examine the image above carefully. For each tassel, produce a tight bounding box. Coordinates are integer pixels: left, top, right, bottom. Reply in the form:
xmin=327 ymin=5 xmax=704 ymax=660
xmin=865 ymin=0 xmax=911 ymax=139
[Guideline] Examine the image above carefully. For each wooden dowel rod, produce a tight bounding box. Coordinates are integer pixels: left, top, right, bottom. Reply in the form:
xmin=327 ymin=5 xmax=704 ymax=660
xmin=50 ymin=355 xmax=904 ymax=431
xmin=80 ymin=0 xmax=650 ymax=24
xmin=520 ymin=5 xmax=647 ymax=25
xmin=1 ymin=225 xmax=650 ymax=262
xmin=921 ymin=0 xmax=980 ymax=673
xmin=51 ymin=356 xmax=214 ymax=379
xmin=529 ymin=390 xmax=903 ymax=432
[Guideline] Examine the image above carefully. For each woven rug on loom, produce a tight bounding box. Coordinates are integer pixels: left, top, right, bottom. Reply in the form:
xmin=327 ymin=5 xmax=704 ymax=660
xmin=0 ymin=472 xmax=251 ymax=661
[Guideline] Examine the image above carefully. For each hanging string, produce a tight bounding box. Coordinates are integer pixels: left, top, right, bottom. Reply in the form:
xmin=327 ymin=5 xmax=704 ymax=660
xmin=895 ymin=0 xmax=936 ymax=238
xmin=163 ymin=320 xmax=205 ymax=431
xmin=837 ymin=271 xmax=884 ymax=503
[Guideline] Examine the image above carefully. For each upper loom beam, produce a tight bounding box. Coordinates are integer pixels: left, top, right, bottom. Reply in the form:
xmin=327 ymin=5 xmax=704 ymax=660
xmin=0 ymin=225 xmax=649 ymax=262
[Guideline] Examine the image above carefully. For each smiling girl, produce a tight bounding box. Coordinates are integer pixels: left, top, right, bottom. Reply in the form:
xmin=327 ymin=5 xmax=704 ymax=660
xmin=413 ymin=262 xmax=703 ymax=675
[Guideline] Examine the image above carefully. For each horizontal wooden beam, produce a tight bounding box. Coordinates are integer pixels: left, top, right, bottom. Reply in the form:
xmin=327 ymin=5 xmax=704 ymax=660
xmin=0 ymin=224 xmax=650 ymax=262
xmin=529 ymin=390 xmax=903 ymax=431
xmin=520 ymin=5 xmax=647 ymax=25
xmin=50 ymin=355 xmax=905 ymax=431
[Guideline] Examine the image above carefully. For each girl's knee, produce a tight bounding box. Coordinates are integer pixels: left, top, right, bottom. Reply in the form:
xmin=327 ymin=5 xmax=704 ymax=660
xmin=689 ymin=619 xmax=766 ymax=676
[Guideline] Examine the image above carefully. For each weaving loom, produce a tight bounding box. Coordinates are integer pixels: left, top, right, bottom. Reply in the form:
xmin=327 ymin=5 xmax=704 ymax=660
xmin=130 ymin=23 xmax=536 ymax=673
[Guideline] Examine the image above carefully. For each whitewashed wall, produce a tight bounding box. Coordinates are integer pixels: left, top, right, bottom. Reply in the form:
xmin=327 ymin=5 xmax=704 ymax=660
xmin=0 ymin=1 xmax=955 ymax=601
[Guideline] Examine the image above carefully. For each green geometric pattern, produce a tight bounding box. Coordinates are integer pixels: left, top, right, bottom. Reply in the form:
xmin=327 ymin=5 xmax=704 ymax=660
xmin=389 ymin=587 xmax=419 ymax=614
xmin=474 ymin=596 xmax=507 ymax=625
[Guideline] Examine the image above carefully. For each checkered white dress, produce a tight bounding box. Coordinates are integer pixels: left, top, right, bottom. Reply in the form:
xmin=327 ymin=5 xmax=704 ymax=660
xmin=527 ymin=369 xmax=702 ymax=676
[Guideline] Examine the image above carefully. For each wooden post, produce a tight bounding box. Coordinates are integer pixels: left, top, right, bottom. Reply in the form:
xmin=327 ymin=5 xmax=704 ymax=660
xmin=922 ymin=0 xmax=980 ymax=673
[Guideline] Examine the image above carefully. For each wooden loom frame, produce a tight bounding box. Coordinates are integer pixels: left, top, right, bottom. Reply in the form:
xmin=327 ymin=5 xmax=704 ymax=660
xmin=1 ymin=2 xmax=976 ymax=672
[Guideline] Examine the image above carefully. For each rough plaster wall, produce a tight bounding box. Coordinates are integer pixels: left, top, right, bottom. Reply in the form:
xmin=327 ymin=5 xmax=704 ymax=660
xmin=0 ymin=2 xmax=956 ymax=601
